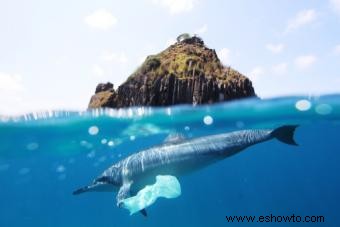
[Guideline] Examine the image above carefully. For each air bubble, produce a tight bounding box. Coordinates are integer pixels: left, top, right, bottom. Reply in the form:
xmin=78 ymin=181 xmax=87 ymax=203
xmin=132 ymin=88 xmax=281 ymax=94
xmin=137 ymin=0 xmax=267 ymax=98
xmin=80 ymin=140 xmax=93 ymax=149
xmin=101 ymin=138 xmax=108 ymax=144
xmin=18 ymin=168 xmax=30 ymax=175
xmin=315 ymin=104 xmax=332 ymax=115
xmin=98 ymin=156 xmax=107 ymax=162
xmin=203 ymin=115 xmax=213 ymax=125
xmin=26 ymin=142 xmax=39 ymax=151
xmin=295 ymin=99 xmax=311 ymax=111
xmin=88 ymin=126 xmax=99 ymax=135
xmin=56 ymin=165 xmax=66 ymax=173
xmin=87 ymin=151 xmax=96 ymax=159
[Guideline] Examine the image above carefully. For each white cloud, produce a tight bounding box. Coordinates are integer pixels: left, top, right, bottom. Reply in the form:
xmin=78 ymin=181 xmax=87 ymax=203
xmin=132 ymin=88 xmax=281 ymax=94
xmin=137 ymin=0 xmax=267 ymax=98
xmin=330 ymin=0 xmax=340 ymax=14
xmin=100 ymin=51 xmax=128 ymax=64
xmin=286 ymin=9 xmax=317 ymax=32
xmin=92 ymin=64 xmax=105 ymax=77
xmin=195 ymin=24 xmax=208 ymax=34
xmin=248 ymin=66 xmax=265 ymax=81
xmin=84 ymin=9 xmax=117 ymax=30
xmin=0 ymin=72 xmax=23 ymax=93
xmin=295 ymin=55 xmax=317 ymax=69
xmin=266 ymin=43 xmax=284 ymax=54
xmin=272 ymin=63 xmax=288 ymax=75
xmin=54 ymin=56 xmax=69 ymax=65
xmin=153 ymin=0 xmax=196 ymax=14
xmin=217 ymin=48 xmax=231 ymax=65
xmin=334 ymin=44 xmax=340 ymax=55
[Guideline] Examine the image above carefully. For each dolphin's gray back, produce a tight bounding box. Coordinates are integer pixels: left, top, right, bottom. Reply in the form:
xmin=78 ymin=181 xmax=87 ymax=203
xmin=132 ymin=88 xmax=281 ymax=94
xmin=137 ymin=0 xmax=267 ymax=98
xmin=116 ymin=129 xmax=273 ymax=183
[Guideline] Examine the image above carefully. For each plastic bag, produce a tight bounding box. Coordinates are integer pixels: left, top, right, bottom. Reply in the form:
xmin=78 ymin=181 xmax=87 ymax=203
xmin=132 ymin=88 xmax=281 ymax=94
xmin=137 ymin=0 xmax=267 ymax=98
xmin=121 ymin=175 xmax=181 ymax=215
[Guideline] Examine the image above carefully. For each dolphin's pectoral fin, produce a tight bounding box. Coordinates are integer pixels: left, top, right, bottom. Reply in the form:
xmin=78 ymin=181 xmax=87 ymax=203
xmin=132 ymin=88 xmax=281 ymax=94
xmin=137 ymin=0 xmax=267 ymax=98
xmin=116 ymin=182 xmax=132 ymax=207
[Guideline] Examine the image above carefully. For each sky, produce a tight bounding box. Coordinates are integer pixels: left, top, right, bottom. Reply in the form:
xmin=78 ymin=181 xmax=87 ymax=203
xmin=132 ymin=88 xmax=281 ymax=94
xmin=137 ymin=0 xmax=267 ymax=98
xmin=0 ymin=0 xmax=340 ymax=115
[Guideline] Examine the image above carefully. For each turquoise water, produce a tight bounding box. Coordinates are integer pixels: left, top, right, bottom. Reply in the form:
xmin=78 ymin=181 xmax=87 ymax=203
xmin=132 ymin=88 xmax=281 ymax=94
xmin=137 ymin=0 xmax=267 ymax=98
xmin=0 ymin=95 xmax=340 ymax=226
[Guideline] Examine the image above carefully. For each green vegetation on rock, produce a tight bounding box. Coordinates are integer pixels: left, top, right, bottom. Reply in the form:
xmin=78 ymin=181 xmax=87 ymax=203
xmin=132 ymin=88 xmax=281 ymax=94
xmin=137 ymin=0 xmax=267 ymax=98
xmin=88 ymin=35 xmax=255 ymax=108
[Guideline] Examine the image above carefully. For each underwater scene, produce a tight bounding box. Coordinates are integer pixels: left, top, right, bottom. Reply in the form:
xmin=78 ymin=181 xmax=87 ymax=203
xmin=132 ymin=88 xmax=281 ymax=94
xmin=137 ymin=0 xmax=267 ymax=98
xmin=0 ymin=95 xmax=339 ymax=227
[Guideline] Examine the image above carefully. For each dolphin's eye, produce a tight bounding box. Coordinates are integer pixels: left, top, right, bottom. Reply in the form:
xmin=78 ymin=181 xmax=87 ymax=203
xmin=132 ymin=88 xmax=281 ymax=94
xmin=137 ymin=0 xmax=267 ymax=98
xmin=95 ymin=176 xmax=109 ymax=183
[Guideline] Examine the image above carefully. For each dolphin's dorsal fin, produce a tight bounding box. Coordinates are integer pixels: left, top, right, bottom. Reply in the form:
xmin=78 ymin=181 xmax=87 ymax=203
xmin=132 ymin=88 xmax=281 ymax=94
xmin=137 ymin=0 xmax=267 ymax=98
xmin=164 ymin=133 xmax=186 ymax=144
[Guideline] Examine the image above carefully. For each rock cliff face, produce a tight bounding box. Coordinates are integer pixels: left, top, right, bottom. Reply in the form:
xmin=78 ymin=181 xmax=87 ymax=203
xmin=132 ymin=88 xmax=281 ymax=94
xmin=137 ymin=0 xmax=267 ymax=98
xmin=88 ymin=36 xmax=256 ymax=108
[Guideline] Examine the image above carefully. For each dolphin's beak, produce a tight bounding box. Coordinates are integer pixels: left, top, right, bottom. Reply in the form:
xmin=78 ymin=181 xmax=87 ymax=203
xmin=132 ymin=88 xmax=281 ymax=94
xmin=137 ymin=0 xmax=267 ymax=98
xmin=73 ymin=185 xmax=91 ymax=195
xmin=73 ymin=177 xmax=103 ymax=195
xmin=73 ymin=180 xmax=114 ymax=195
xmin=72 ymin=182 xmax=99 ymax=195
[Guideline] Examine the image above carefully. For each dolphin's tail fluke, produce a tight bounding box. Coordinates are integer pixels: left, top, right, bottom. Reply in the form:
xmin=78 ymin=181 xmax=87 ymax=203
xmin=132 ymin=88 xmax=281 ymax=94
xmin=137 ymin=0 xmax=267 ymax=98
xmin=271 ymin=125 xmax=299 ymax=146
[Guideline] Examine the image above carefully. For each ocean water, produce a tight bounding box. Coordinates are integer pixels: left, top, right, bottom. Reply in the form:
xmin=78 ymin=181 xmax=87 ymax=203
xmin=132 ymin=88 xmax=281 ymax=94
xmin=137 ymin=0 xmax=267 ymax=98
xmin=0 ymin=95 xmax=339 ymax=227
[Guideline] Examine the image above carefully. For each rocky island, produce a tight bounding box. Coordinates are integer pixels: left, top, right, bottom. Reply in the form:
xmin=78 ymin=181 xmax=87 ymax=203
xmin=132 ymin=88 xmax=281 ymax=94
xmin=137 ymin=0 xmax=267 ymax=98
xmin=88 ymin=34 xmax=256 ymax=108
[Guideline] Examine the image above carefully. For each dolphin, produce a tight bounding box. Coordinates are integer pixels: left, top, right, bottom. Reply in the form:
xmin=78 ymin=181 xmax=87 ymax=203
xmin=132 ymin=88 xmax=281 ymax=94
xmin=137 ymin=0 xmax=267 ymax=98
xmin=73 ymin=125 xmax=298 ymax=216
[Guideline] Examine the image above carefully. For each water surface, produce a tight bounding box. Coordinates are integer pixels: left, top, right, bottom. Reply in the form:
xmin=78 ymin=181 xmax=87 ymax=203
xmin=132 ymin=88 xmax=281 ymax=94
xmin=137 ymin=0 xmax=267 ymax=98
xmin=0 ymin=95 xmax=339 ymax=226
